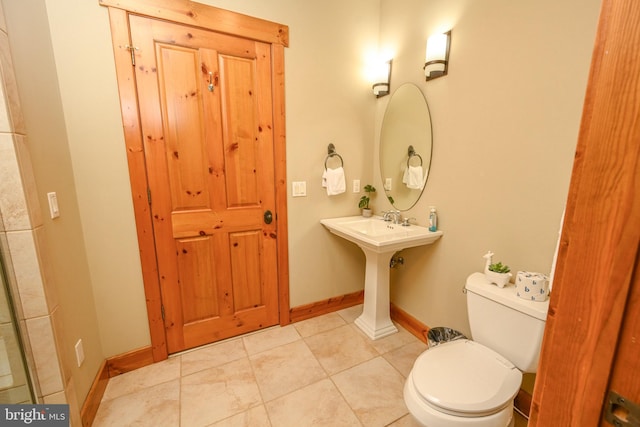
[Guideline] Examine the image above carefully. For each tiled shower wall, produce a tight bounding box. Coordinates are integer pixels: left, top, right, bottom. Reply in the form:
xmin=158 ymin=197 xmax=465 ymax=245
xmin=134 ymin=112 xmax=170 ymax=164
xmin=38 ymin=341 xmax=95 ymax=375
xmin=0 ymin=2 xmax=80 ymax=424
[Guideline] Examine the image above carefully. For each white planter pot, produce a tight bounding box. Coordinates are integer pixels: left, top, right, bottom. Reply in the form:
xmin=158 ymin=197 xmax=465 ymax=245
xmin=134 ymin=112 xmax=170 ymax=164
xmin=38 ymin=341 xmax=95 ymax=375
xmin=485 ymin=270 xmax=512 ymax=288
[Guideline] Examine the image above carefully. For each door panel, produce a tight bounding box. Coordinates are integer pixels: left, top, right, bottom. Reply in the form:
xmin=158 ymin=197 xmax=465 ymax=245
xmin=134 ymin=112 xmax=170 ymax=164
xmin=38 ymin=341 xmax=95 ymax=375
xmin=130 ymin=15 xmax=279 ymax=353
xmin=230 ymin=230 xmax=263 ymax=311
xmin=219 ymin=54 xmax=260 ymax=207
xmin=157 ymin=43 xmax=211 ymax=212
xmin=176 ymin=237 xmax=219 ymax=324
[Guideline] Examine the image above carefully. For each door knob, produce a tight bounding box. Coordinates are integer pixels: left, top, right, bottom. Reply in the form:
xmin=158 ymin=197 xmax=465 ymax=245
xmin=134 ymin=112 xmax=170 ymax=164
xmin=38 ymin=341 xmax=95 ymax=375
xmin=264 ymin=210 xmax=273 ymax=224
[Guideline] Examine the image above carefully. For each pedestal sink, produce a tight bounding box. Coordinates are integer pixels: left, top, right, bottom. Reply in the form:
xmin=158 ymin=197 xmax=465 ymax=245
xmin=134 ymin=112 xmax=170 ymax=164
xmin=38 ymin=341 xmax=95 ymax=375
xmin=320 ymin=216 xmax=443 ymax=340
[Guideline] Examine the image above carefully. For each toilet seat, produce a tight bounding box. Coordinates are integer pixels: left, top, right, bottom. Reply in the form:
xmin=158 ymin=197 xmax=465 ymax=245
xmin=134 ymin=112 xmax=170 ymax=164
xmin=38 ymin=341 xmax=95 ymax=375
xmin=410 ymin=339 xmax=522 ymax=417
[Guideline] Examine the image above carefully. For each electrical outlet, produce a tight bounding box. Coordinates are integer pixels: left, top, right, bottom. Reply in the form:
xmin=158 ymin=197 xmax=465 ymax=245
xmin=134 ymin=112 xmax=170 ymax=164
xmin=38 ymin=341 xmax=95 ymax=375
xmin=353 ymin=179 xmax=360 ymax=193
xmin=384 ymin=178 xmax=392 ymax=191
xmin=75 ymin=339 xmax=85 ymax=367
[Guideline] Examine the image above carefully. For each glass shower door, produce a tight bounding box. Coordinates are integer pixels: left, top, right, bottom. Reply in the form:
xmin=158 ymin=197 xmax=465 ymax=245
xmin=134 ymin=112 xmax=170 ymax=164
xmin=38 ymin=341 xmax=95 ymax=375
xmin=0 ymin=254 xmax=34 ymax=404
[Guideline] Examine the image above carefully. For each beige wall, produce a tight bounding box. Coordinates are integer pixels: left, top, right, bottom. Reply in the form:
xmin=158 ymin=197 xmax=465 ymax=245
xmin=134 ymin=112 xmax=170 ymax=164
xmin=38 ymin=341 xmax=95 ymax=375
xmin=42 ymin=0 xmax=151 ymax=355
xmin=0 ymin=0 xmax=91 ymax=421
xmin=1 ymin=0 xmax=601 ymax=408
xmin=4 ymin=0 xmax=151 ymax=361
xmin=195 ymin=0 xmax=601 ymax=337
xmin=380 ymin=0 xmax=601 ymax=337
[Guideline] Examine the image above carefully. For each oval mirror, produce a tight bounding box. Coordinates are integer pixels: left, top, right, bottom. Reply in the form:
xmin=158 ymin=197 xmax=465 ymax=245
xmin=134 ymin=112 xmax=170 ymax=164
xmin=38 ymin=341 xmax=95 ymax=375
xmin=379 ymin=83 xmax=433 ymax=211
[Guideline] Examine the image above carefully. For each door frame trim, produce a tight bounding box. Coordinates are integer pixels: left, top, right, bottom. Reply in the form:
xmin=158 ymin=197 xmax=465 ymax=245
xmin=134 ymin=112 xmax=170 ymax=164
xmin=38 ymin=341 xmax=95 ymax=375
xmin=101 ymin=1 xmax=290 ymax=361
xmin=100 ymin=0 xmax=289 ymax=47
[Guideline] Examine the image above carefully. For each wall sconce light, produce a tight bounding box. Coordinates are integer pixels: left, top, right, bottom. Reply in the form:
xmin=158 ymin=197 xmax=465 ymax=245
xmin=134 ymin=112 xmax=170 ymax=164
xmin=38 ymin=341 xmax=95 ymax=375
xmin=424 ymin=31 xmax=451 ymax=81
xmin=372 ymin=59 xmax=392 ymax=98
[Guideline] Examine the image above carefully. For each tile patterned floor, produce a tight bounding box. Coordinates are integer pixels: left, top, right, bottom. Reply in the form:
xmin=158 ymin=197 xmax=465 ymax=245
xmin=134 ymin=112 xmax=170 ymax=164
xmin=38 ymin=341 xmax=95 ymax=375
xmin=93 ymin=305 xmax=528 ymax=427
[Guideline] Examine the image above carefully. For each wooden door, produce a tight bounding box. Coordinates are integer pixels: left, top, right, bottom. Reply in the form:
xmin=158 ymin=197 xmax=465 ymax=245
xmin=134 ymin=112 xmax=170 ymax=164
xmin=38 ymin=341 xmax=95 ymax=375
xmin=529 ymin=0 xmax=640 ymax=425
xmin=604 ymin=262 xmax=640 ymax=426
xmin=130 ymin=15 xmax=280 ymax=353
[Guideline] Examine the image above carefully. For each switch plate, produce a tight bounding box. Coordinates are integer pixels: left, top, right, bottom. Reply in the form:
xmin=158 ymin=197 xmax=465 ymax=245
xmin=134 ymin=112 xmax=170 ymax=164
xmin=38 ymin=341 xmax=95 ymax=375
xmin=75 ymin=339 xmax=85 ymax=367
xmin=353 ymin=179 xmax=360 ymax=193
xmin=47 ymin=192 xmax=60 ymax=219
xmin=292 ymin=181 xmax=307 ymax=197
xmin=384 ymin=178 xmax=392 ymax=191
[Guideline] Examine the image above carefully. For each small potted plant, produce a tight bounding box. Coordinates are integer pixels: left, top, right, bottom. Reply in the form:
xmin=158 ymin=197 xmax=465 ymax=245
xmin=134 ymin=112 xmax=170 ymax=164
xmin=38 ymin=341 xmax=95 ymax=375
xmin=358 ymin=184 xmax=376 ymax=217
xmin=486 ymin=261 xmax=512 ymax=288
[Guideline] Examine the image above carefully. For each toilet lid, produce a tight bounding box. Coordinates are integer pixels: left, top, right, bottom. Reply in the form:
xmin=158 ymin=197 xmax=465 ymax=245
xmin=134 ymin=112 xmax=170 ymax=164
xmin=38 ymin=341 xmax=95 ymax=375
xmin=411 ymin=339 xmax=522 ymax=416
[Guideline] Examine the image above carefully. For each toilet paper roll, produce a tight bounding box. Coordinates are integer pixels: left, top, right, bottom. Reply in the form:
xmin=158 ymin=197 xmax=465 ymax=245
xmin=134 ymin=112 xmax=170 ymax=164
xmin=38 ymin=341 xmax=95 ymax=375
xmin=516 ymin=271 xmax=549 ymax=302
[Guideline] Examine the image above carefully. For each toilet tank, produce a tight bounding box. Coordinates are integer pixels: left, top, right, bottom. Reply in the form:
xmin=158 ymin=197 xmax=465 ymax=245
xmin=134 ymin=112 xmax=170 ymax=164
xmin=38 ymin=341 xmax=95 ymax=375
xmin=465 ymin=272 xmax=549 ymax=373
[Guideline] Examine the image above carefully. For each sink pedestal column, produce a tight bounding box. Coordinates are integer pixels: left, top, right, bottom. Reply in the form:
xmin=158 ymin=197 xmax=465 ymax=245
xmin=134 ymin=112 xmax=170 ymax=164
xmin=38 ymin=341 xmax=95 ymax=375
xmin=320 ymin=216 xmax=442 ymax=340
xmin=354 ymin=248 xmax=398 ymax=340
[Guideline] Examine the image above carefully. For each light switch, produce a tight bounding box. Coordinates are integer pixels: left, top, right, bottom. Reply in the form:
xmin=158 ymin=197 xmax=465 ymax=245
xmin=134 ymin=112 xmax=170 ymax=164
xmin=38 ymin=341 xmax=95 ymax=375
xmin=292 ymin=181 xmax=307 ymax=197
xmin=384 ymin=178 xmax=392 ymax=191
xmin=47 ymin=192 xmax=60 ymax=219
xmin=75 ymin=339 xmax=85 ymax=367
xmin=353 ymin=179 xmax=360 ymax=193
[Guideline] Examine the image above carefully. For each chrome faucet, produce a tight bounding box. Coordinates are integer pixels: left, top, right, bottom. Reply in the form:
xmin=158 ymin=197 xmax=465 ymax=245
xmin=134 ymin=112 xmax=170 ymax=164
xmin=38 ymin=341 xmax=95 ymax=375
xmin=382 ymin=210 xmax=402 ymax=224
xmin=402 ymin=217 xmax=416 ymax=227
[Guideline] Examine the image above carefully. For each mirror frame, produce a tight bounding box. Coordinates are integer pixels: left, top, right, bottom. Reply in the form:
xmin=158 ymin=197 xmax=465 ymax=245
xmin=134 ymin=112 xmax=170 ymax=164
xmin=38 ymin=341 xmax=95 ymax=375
xmin=379 ymin=83 xmax=433 ymax=211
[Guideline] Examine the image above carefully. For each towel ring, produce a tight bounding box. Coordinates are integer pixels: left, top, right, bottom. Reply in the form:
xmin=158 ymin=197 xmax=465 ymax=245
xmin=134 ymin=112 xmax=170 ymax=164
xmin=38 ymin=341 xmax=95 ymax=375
xmin=325 ymin=143 xmax=344 ymax=170
xmin=407 ymin=145 xmax=423 ymax=167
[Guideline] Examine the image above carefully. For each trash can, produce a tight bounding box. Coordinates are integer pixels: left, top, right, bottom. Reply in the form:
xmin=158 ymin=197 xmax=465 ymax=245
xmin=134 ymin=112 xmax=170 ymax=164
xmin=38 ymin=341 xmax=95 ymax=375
xmin=426 ymin=327 xmax=467 ymax=348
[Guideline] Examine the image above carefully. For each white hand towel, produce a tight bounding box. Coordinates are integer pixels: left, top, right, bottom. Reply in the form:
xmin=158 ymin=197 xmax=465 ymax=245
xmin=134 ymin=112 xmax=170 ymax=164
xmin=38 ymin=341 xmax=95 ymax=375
xmin=322 ymin=167 xmax=346 ymax=196
xmin=402 ymin=165 xmax=424 ymax=190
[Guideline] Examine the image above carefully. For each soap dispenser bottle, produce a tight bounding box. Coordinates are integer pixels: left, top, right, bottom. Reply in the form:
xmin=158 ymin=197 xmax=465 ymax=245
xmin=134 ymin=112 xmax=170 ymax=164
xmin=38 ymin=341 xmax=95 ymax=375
xmin=428 ymin=206 xmax=438 ymax=232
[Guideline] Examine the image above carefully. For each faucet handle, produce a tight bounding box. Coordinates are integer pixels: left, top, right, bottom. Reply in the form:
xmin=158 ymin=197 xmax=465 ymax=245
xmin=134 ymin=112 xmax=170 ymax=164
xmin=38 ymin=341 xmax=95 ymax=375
xmin=402 ymin=217 xmax=416 ymax=227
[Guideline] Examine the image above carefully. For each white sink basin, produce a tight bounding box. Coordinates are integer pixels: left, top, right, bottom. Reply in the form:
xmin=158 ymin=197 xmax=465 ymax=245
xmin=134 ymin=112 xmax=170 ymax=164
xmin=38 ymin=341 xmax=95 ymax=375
xmin=320 ymin=215 xmax=443 ymax=340
xmin=320 ymin=216 xmax=443 ymax=254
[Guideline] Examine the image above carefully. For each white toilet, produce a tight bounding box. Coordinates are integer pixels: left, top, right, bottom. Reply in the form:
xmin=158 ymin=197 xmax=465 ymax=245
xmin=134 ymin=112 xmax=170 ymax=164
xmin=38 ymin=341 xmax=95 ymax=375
xmin=404 ymin=272 xmax=549 ymax=427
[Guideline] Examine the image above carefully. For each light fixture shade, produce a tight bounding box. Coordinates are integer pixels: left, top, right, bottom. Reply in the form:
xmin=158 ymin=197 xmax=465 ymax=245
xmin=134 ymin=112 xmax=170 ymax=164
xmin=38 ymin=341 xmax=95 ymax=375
xmin=372 ymin=59 xmax=392 ymax=98
xmin=424 ymin=31 xmax=451 ymax=81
